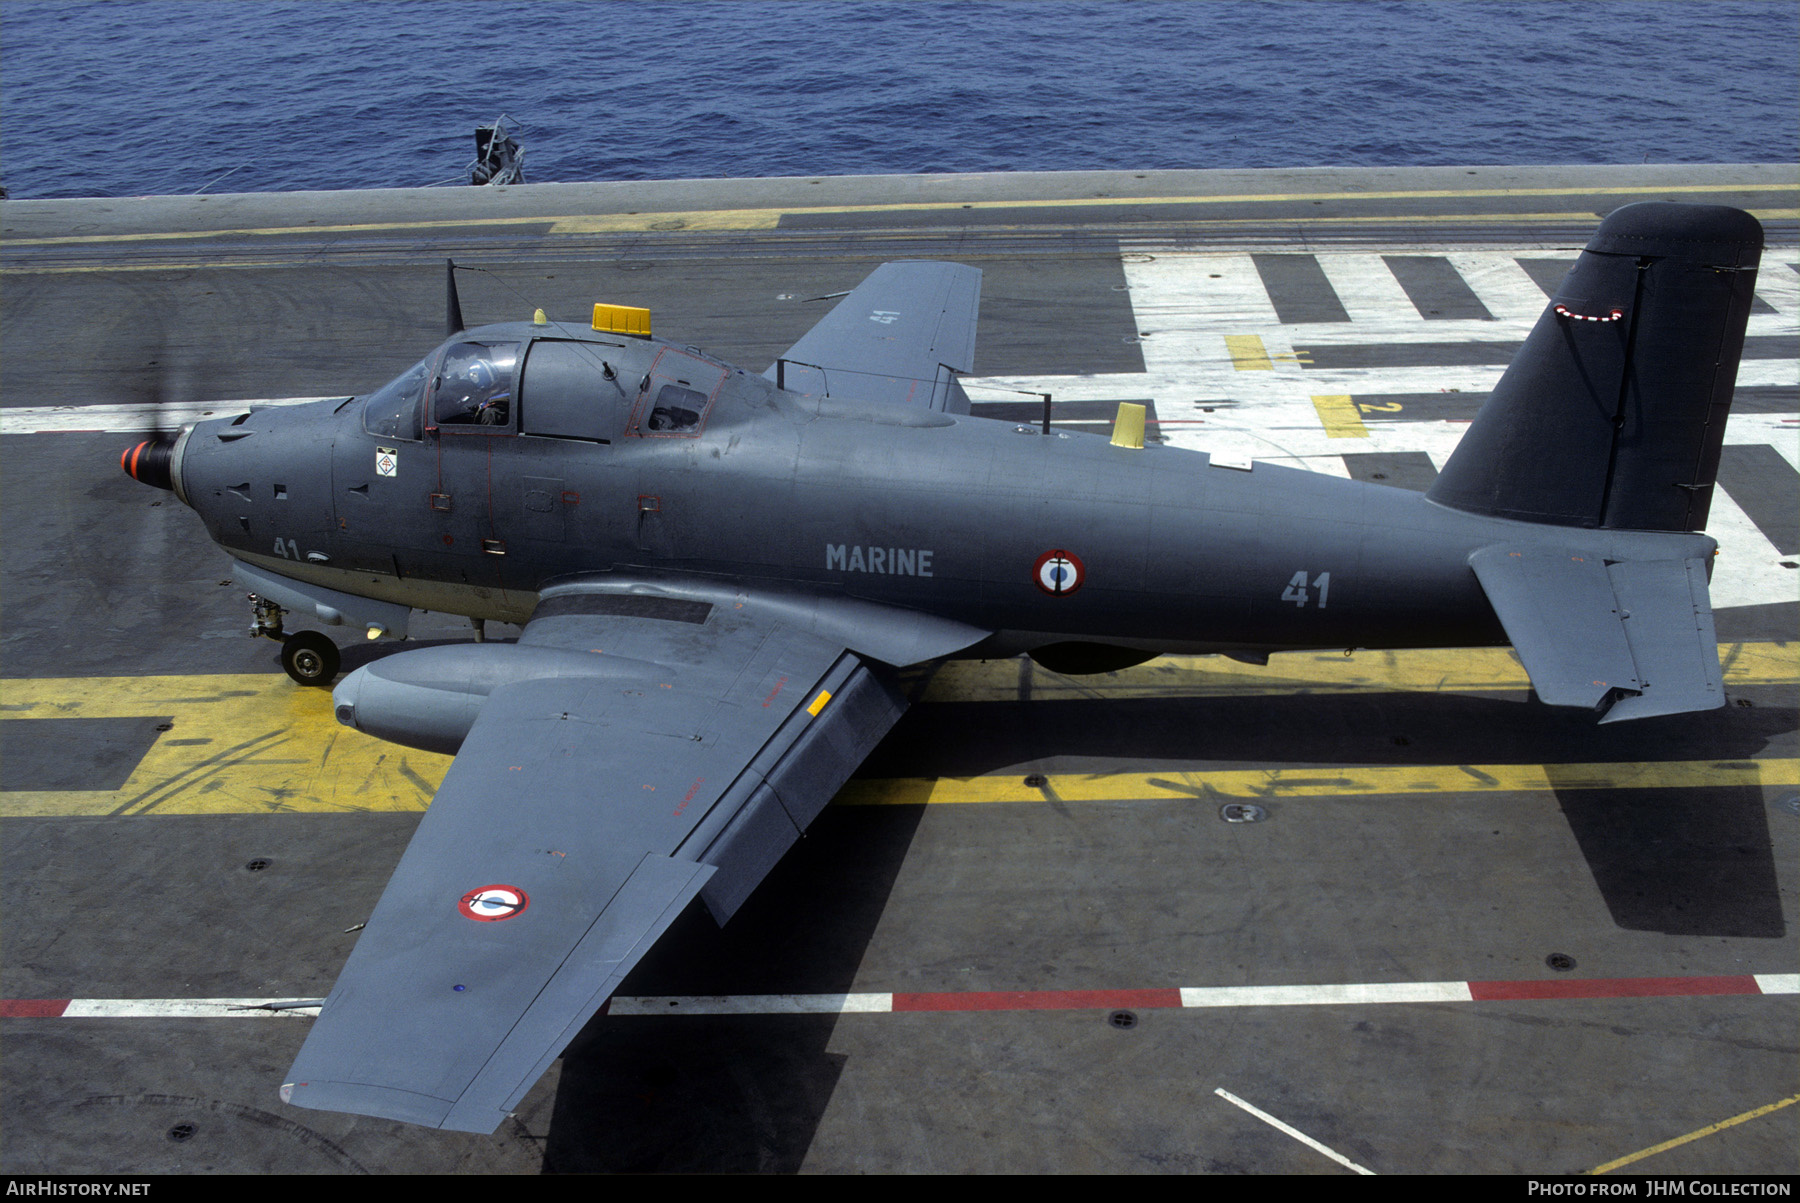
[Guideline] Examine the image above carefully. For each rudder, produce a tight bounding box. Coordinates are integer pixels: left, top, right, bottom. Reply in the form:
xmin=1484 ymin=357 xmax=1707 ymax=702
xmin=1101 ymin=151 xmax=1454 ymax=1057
xmin=1428 ymin=203 xmax=1763 ymax=532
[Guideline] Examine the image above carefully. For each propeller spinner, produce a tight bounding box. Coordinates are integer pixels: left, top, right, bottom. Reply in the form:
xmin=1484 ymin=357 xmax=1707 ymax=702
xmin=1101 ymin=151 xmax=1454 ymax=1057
xmin=116 ymin=333 xmax=200 ymax=493
xmin=121 ymin=432 xmax=179 ymax=490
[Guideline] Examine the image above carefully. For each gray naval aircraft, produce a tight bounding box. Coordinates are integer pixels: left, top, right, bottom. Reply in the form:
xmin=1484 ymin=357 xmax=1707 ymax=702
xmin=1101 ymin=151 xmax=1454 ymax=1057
xmin=121 ymin=202 xmax=1762 ymax=1133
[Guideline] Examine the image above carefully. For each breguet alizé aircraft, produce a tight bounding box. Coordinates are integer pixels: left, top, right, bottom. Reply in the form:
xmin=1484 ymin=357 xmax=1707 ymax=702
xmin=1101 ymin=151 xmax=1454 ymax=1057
xmin=122 ymin=202 xmax=1762 ymax=1133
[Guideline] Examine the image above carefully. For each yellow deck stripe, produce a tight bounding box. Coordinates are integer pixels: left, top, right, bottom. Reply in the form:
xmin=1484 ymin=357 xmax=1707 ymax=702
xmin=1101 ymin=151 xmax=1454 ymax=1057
xmin=6 ymin=642 xmax=1787 ymax=716
xmin=1 ymin=674 xmax=447 ymax=817
xmin=920 ymin=641 xmax=1797 ymax=703
xmin=2 ymin=747 xmax=1787 ymax=818
xmin=1311 ymin=395 xmax=1369 ymax=438
xmin=11 ymin=211 xmax=1792 ymax=276
xmin=0 ymin=214 xmax=1609 ymax=274
xmin=837 ymin=759 xmax=1798 ymax=808
xmin=6 ymin=180 xmax=1792 ymax=248
xmin=1224 ymin=335 xmax=1272 ymax=370
xmin=0 ymin=210 xmax=783 ymax=248
xmin=1587 ymin=1094 xmax=1800 ymax=1175
xmin=1 ymin=643 xmax=1790 ymax=817
xmin=0 ymin=214 xmax=1661 ymax=276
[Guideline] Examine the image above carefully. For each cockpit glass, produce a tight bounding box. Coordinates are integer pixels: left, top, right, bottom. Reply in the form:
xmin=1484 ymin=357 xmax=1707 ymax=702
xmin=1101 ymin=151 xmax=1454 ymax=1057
xmin=435 ymin=341 xmax=520 ymax=427
xmin=646 ymin=384 xmax=708 ymax=433
xmin=361 ymin=356 xmax=430 ymax=440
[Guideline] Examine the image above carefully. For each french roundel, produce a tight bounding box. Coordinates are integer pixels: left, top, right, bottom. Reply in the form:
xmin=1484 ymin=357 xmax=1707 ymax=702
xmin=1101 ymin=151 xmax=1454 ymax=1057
xmin=1034 ymin=548 xmax=1085 ymax=596
xmin=458 ymin=884 xmax=530 ymax=922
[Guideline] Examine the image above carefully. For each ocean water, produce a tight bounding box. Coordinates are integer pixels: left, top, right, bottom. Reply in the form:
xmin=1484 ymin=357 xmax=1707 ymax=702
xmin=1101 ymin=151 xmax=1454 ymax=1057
xmin=0 ymin=0 xmax=1795 ymax=200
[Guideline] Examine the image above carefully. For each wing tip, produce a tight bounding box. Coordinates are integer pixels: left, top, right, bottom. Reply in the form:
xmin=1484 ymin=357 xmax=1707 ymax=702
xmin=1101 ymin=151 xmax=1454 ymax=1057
xmin=282 ymin=1077 xmax=505 ymax=1132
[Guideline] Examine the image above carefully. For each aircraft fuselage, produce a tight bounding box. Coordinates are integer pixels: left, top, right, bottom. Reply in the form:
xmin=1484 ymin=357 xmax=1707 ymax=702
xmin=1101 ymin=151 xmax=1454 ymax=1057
xmin=171 ymin=323 xmax=1714 ymax=668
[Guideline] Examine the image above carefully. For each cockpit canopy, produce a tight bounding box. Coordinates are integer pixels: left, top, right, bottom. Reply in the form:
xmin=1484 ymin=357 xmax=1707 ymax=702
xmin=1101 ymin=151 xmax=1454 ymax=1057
xmin=361 ymin=355 xmax=431 ymax=440
xmin=435 ymin=341 xmax=518 ymax=427
xmin=361 ymin=340 xmax=520 ymax=440
xmin=359 ymin=330 xmax=725 ymax=444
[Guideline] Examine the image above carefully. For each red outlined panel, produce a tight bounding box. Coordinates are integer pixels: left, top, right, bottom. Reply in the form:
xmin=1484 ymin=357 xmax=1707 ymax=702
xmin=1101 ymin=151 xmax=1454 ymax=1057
xmin=628 ymin=348 xmax=729 ymax=439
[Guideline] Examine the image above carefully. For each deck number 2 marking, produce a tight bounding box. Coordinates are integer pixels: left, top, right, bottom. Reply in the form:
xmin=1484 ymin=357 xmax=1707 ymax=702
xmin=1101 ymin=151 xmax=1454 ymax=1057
xmin=1282 ymin=570 xmax=1331 ymax=608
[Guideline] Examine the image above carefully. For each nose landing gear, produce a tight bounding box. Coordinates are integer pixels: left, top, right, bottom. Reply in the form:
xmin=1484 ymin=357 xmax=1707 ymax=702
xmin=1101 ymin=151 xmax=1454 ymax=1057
xmin=249 ymin=593 xmax=341 ymax=687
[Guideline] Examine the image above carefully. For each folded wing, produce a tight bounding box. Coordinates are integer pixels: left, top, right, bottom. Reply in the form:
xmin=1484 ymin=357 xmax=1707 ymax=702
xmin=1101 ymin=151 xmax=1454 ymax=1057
xmin=765 ymin=260 xmax=981 ymax=412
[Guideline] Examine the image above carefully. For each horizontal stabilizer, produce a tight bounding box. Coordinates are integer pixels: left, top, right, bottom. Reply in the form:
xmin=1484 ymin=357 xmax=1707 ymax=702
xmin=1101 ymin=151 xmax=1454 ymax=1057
xmin=1469 ymin=546 xmax=1723 ymax=722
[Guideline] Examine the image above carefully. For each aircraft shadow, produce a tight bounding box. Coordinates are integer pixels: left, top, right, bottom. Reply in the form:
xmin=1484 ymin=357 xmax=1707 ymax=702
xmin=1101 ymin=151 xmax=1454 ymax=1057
xmin=541 ymin=803 xmax=926 ymax=1173
xmin=342 ymin=644 xmax=1788 ymax=1168
xmin=870 ymin=679 xmax=1792 ymax=940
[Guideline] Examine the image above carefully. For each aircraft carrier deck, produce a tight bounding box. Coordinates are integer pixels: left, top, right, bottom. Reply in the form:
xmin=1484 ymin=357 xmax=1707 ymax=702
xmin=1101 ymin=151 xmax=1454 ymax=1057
xmin=2 ymin=164 xmax=1795 ymax=1175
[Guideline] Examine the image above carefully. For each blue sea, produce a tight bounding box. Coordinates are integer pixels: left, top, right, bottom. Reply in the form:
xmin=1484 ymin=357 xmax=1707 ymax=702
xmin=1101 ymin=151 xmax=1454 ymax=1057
xmin=0 ymin=0 xmax=1795 ymax=200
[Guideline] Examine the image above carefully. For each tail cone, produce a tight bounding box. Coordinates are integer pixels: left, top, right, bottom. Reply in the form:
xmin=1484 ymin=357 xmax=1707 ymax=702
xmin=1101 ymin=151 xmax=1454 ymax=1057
xmin=121 ymin=436 xmax=177 ymax=491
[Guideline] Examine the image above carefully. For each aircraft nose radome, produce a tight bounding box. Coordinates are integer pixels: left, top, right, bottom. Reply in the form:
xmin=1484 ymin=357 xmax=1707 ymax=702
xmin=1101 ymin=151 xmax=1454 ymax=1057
xmin=120 ymin=435 xmax=176 ymax=491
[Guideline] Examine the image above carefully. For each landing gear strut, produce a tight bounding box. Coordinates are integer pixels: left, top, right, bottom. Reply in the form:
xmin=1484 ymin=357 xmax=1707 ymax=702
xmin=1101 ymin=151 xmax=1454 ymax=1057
xmin=248 ymin=594 xmax=285 ymax=641
xmin=248 ymin=593 xmax=341 ymax=687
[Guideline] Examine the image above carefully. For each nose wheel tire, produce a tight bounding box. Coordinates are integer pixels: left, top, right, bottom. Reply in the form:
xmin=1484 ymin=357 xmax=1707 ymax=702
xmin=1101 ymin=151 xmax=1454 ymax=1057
xmin=281 ymin=631 xmax=341 ymax=687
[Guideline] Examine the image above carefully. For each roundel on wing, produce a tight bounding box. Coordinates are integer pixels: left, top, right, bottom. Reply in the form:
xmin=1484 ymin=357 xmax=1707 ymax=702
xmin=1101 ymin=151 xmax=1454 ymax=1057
xmin=1034 ymin=549 xmax=1086 ymax=596
xmin=459 ymin=884 xmax=531 ymax=922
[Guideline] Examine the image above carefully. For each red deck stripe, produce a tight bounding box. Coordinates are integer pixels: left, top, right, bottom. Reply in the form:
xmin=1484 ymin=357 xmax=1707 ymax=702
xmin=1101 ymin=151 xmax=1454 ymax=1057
xmin=1467 ymin=975 xmax=1760 ymax=1001
xmin=0 ymin=1000 xmax=71 ymax=1017
xmin=2 ymin=976 xmax=1778 ymax=1019
xmin=895 ymin=988 xmax=1184 ymax=1013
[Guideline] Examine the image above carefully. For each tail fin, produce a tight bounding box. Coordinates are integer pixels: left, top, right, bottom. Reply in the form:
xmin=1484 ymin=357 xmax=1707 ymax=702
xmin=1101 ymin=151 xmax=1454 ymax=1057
xmin=1428 ymin=203 xmax=1763 ymax=532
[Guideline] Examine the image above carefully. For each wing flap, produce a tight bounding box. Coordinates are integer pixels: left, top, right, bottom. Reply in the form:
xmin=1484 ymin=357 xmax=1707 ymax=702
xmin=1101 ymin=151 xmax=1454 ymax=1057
xmin=1469 ymin=546 xmax=1723 ymax=721
xmin=690 ymin=655 xmax=907 ymax=922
